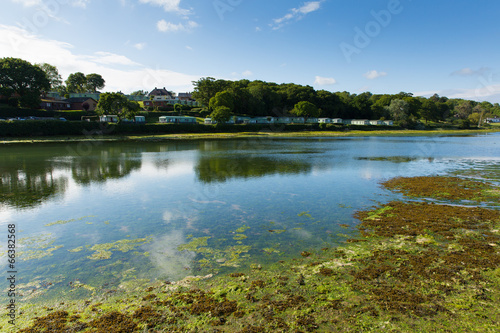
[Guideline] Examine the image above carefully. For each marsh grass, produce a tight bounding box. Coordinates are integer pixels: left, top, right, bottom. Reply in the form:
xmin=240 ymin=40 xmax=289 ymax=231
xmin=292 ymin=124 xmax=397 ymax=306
xmin=1 ymin=128 xmax=499 ymax=144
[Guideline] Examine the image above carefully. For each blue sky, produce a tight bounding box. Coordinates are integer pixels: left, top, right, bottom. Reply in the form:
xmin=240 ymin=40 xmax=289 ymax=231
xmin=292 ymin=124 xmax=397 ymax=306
xmin=1 ymin=0 xmax=500 ymax=102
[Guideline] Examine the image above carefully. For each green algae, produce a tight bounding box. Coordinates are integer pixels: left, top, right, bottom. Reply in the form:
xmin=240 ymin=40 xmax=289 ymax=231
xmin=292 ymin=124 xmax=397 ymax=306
xmin=298 ymin=211 xmax=313 ymax=218
xmin=177 ymin=236 xmax=211 ymax=252
xmin=235 ymin=225 xmax=250 ymax=233
xmin=382 ymin=175 xmax=499 ymax=202
xmin=87 ymin=237 xmax=152 ymax=260
xmin=233 ymin=234 xmax=248 ymax=240
xmin=68 ymin=246 xmax=84 ymax=253
xmin=357 ymin=156 xmax=421 ymax=163
xmin=20 ymin=245 xmax=64 ymax=261
xmin=44 ymin=216 xmax=95 ymax=227
xmin=17 ymin=234 xmax=65 ymax=261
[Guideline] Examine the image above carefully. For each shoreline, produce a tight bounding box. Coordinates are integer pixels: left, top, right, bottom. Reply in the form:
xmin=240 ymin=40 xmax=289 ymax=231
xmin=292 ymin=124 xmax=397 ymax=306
xmin=1 ymin=128 xmax=499 ymax=144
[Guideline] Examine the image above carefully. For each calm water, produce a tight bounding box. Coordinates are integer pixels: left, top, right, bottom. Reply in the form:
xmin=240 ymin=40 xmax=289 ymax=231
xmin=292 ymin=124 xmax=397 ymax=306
xmin=1 ymin=133 xmax=499 ymax=303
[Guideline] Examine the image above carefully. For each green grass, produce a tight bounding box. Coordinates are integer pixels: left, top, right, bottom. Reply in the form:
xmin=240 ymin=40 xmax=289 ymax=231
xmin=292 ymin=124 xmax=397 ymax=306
xmin=2 ymin=127 xmax=499 ymax=145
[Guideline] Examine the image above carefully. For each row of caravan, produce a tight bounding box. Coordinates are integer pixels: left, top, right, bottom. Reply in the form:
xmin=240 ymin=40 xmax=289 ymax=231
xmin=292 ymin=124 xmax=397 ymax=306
xmin=204 ymin=116 xmax=394 ymax=126
xmin=99 ymin=115 xmax=395 ymax=126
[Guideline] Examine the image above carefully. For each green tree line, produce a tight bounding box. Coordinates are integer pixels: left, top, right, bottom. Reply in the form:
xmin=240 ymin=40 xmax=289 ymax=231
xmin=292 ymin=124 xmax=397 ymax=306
xmin=192 ymin=78 xmax=500 ymax=127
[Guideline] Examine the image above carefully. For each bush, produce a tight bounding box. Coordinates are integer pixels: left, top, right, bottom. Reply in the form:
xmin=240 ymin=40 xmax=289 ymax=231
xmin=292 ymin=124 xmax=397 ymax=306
xmin=19 ymin=94 xmax=41 ymax=108
xmin=8 ymin=97 xmax=19 ymax=108
xmin=458 ymin=119 xmax=471 ymax=129
xmin=157 ymin=106 xmax=174 ymax=112
xmin=0 ymin=120 xmax=105 ymax=137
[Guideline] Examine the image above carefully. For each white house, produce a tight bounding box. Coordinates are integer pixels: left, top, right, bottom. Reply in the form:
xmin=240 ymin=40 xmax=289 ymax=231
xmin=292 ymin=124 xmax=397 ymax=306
xmin=276 ymin=117 xmax=291 ymax=124
xmin=254 ymin=117 xmax=276 ymax=124
xmin=370 ymin=120 xmax=384 ymax=125
xmin=318 ymin=118 xmax=331 ymax=123
xmin=485 ymin=117 xmax=500 ymax=123
xmin=160 ymin=116 xmax=197 ymax=124
xmin=351 ymin=119 xmax=370 ymax=125
xmin=383 ymin=120 xmax=394 ymax=126
xmin=290 ymin=117 xmax=305 ymax=124
xmin=99 ymin=115 xmax=119 ymax=123
xmin=135 ymin=116 xmax=146 ymax=123
xmin=332 ymin=118 xmax=343 ymax=124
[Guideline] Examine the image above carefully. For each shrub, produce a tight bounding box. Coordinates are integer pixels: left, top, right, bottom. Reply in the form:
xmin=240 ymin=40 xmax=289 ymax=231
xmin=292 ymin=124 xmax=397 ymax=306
xmin=458 ymin=119 xmax=471 ymax=129
xmin=8 ymin=97 xmax=19 ymax=108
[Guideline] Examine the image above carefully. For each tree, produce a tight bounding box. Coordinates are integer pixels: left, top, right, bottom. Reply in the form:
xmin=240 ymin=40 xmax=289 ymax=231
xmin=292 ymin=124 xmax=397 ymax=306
xmin=192 ymin=77 xmax=231 ymax=106
xmin=468 ymin=112 xmax=481 ymax=125
xmin=174 ymin=103 xmax=183 ymax=115
xmin=96 ymin=92 xmax=138 ymax=121
xmin=386 ymin=99 xmax=411 ymax=127
xmin=66 ymin=72 xmax=87 ymax=93
xmin=210 ymin=106 xmax=233 ymax=124
xmin=36 ymin=63 xmax=63 ymax=91
xmin=85 ymin=73 xmax=105 ymax=93
xmin=0 ymin=57 xmax=50 ymax=108
xmin=472 ymin=104 xmax=486 ymax=127
xmin=291 ymin=101 xmax=320 ymax=119
xmin=130 ymin=90 xmax=147 ymax=96
xmin=209 ymin=91 xmax=234 ymax=111
xmin=370 ymin=94 xmax=393 ymax=119
xmin=420 ymin=99 xmax=439 ymax=123
xmin=352 ymin=92 xmax=372 ymax=119
xmin=455 ymin=100 xmax=473 ymax=119
xmin=315 ymin=90 xmax=341 ymax=118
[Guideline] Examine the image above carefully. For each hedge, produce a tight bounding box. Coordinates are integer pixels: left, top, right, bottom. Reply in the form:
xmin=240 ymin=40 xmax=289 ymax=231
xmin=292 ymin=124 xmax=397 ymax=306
xmin=0 ymin=120 xmax=105 ymax=137
xmin=0 ymin=120 xmax=403 ymax=138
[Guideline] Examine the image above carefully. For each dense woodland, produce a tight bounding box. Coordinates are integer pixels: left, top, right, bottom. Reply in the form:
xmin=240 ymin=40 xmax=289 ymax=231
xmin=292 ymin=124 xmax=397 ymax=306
xmin=192 ymin=77 xmax=500 ymax=127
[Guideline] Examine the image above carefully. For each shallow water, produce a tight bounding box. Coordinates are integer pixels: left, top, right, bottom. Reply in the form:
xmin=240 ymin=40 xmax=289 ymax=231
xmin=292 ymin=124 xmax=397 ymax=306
xmin=0 ymin=133 xmax=499 ymax=303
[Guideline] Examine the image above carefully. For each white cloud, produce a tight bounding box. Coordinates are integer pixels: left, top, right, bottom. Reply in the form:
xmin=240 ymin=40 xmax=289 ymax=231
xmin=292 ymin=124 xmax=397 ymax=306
xmin=11 ymin=0 xmax=41 ymax=6
xmin=451 ymin=67 xmax=491 ymax=77
xmin=185 ymin=45 xmax=193 ymax=50
xmin=271 ymin=1 xmax=323 ymax=30
xmin=133 ymin=42 xmax=146 ymax=50
xmin=139 ymin=0 xmax=191 ymax=15
xmin=72 ymin=0 xmax=91 ymax=8
xmin=314 ymin=76 xmax=336 ymax=85
xmin=11 ymin=0 xmax=90 ymax=8
xmin=364 ymin=70 xmax=387 ymax=80
xmin=0 ymin=24 xmax=200 ymax=93
xmin=83 ymin=51 xmax=141 ymax=66
xmin=157 ymin=20 xmax=198 ymax=32
xmin=415 ymin=83 xmax=500 ymax=103
xmin=230 ymin=70 xmax=253 ymax=78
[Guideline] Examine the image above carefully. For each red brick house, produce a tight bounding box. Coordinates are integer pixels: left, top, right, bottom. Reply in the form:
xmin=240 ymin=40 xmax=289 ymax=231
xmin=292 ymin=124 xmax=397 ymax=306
xmin=148 ymin=87 xmax=175 ymax=99
xmin=40 ymin=99 xmax=71 ymax=110
xmin=65 ymin=97 xmax=98 ymax=111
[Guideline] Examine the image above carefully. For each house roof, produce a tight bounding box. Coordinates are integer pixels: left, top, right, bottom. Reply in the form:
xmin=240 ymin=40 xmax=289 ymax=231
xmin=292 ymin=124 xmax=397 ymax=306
xmin=149 ymin=87 xmax=175 ymax=98
xmin=41 ymin=99 xmax=69 ymax=103
xmin=65 ymin=97 xmax=98 ymax=103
